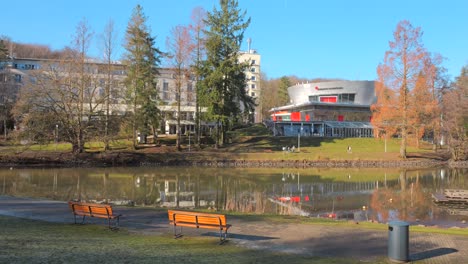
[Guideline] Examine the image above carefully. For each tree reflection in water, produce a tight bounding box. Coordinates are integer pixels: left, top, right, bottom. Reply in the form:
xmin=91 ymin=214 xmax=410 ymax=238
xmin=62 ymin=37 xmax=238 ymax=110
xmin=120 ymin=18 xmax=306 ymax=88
xmin=0 ymin=167 xmax=466 ymax=226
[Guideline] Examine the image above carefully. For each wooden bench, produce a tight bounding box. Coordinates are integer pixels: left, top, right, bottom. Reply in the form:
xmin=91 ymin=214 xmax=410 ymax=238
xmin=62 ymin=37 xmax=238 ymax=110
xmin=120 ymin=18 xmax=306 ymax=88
xmin=68 ymin=201 xmax=122 ymax=230
xmin=168 ymin=210 xmax=231 ymax=244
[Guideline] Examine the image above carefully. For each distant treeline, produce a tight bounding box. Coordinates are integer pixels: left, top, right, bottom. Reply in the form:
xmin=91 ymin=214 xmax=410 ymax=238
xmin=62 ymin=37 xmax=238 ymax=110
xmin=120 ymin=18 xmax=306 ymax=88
xmin=0 ymin=36 xmax=69 ymax=59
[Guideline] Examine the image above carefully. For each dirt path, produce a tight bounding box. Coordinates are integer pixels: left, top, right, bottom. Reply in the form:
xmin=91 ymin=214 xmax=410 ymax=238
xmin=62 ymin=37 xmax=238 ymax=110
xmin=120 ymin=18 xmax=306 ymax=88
xmin=1 ymin=195 xmax=467 ymax=263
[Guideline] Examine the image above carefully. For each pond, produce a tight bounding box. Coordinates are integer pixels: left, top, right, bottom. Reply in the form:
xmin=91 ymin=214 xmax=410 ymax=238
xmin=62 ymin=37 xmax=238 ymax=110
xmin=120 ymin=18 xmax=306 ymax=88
xmin=1 ymin=166 xmax=467 ymax=228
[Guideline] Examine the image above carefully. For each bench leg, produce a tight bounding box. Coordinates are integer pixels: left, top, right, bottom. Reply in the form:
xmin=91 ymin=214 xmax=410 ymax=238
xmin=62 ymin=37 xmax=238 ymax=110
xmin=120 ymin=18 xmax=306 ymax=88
xmin=173 ymin=225 xmax=183 ymax=239
xmin=111 ymin=217 xmax=120 ymax=230
xmin=72 ymin=214 xmax=86 ymax=225
xmin=218 ymin=228 xmax=228 ymax=244
xmin=107 ymin=217 xmax=120 ymax=230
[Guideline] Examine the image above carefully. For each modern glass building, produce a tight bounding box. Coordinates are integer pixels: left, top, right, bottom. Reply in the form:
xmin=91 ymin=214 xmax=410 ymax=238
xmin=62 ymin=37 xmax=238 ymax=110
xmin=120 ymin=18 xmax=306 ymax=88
xmin=269 ymin=80 xmax=376 ymax=138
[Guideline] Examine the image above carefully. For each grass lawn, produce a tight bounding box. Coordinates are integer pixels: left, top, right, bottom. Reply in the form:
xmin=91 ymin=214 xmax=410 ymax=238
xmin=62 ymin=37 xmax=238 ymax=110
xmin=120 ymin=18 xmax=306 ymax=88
xmin=0 ymin=124 xmax=443 ymax=162
xmin=0 ymin=215 xmax=367 ymax=264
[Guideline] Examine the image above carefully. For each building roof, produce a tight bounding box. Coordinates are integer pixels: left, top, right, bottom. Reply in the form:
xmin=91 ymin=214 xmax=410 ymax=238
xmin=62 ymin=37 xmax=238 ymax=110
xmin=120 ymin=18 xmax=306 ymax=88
xmin=270 ymin=101 xmax=370 ymax=112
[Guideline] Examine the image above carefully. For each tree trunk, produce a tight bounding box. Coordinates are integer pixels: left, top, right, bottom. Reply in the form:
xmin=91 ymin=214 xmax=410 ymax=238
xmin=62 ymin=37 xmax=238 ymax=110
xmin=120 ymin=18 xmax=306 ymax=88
xmin=400 ymin=126 xmax=407 ymax=159
xmin=215 ymin=119 xmax=220 ymax=149
xmin=416 ymin=129 xmax=420 ymax=149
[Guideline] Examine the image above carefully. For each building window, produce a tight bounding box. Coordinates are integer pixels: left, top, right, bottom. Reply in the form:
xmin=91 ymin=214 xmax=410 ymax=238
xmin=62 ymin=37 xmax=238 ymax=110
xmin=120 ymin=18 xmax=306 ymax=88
xmin=251 ymin=84 xmax=256 ymax=89
xmin=251 ymin=60 xmax=256 ymax=65
xmin=163 ymin=81 xmax=169 ymax=100
xmin=250 ymin=67 xmax=255 ymax=72
xmin=251 ymin=92 xmax=256 ymax=97
xmin=250 ymin=75 xmax=256 ymax=81
xmin=338 ymin=93 xmax=355 ymax=103
xmin=187 ymin=82 xmax=193 ymax=92
xmin=320 ymin=96 xmax=337 ymax=103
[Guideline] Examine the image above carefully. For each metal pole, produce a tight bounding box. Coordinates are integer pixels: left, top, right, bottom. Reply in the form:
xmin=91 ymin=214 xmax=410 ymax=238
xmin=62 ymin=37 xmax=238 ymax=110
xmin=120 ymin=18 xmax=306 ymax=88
xmin=298 ymin=133 xmax=300 ymax=152
xmin=385 ymin=135 xmax=387 ymax=153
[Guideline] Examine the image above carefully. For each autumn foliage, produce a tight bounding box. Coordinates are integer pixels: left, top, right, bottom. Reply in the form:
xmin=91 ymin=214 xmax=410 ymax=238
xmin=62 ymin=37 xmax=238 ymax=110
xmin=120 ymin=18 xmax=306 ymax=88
xmin=372 ymin=20 xmax=444 ymax=158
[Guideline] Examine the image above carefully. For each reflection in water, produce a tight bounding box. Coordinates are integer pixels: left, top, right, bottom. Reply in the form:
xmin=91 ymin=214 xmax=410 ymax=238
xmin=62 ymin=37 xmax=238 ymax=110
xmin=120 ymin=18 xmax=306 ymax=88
xmin=1 ymin=167 xmax=467 ymax=227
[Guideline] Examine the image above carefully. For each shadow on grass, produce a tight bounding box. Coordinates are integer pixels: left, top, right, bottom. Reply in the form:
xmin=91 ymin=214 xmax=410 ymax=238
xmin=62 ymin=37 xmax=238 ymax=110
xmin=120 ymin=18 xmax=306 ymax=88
xmin=202 ymin=232 xmax=279 ymax=241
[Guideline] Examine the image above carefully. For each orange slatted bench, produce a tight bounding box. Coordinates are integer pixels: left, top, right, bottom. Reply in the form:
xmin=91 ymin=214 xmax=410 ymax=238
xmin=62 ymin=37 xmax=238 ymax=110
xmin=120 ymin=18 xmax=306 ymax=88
xmin=168 ymin=210 xmax=231 ymax=244
xmin=68 ymin=201 xmax=121 ymax=230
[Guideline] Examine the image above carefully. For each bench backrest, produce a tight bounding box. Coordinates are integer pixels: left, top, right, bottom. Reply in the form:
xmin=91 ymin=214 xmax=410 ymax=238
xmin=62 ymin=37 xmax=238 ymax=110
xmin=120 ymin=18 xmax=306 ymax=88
xmin=68 ymin=201 xmax=113 ymax=216
xmin=168 ymin=210 xmax=228 ymax=226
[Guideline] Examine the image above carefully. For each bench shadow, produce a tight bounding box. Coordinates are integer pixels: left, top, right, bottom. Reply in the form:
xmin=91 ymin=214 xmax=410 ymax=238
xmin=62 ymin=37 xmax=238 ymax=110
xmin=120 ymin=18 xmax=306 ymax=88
xmin=201 ymin=232 xmax=279 ymax=241
xmin=410 ymin=248 xmax=458 ymax=261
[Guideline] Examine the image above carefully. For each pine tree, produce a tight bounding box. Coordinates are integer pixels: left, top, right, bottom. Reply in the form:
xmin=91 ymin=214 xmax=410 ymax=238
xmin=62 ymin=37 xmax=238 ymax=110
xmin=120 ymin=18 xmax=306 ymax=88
xmin=123 ymin=5 xmax=162 ymax=148
xmin=278 ymin=76 xmax=291 ymax=105
xmin=202 ymin=0 xmax=254 ymax=148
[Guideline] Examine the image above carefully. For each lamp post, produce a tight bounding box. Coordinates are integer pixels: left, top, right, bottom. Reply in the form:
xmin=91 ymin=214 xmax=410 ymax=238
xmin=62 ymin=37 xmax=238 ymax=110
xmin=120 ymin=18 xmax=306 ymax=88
xmin=55 ymin=124 xmax=58 ymax=150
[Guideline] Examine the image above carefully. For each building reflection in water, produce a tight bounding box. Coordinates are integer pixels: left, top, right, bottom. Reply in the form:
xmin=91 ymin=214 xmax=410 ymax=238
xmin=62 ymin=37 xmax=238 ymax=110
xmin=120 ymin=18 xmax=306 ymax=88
xmin=0 ymin=167 xmax=467 ymax=227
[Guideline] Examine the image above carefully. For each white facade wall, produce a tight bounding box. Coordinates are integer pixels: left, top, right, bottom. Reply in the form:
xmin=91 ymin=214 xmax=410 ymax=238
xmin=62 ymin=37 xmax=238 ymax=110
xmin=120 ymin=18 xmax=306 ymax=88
xmin=239 ymin=50 xmax=261 ymax=123
xmin=288 ymin=80 xmax=376 ymax=106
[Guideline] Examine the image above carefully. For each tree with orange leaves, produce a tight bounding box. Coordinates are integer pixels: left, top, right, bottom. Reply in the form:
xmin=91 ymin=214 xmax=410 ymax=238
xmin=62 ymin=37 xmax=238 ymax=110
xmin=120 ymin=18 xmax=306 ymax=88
xmin=373 ymin=20 xmax=444 ymax=158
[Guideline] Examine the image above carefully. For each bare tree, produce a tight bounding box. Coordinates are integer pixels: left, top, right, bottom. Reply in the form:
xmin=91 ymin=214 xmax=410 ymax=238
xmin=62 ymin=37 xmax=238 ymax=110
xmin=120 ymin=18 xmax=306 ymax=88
xmin=166 ymin=25 xmax=194 ymax=150
xmin=13 ymin=18 xmax=99 ymax=153
xmin=188 ymin=6 xmax=207 ymax=145
xmin=72 ymin=18 xmax=95 ymax=153
xmin=100 ymin=19 xmax=118 ymax=151
xmin=441 ymin=66 xmax=468 ymax=160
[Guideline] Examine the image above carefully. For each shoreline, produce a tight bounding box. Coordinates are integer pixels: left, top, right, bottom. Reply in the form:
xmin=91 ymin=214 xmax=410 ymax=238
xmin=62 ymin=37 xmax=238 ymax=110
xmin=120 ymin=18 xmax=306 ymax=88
xmin=0 ymin=151 xmax=466 ymax=168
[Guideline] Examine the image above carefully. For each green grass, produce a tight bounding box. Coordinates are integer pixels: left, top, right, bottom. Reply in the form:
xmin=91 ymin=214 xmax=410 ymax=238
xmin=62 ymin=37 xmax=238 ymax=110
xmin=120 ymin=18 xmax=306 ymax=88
xmin=0 ymin=215 xmax=364 ymax=264
xmin=0 ymin=124 xmax=441 ymax=162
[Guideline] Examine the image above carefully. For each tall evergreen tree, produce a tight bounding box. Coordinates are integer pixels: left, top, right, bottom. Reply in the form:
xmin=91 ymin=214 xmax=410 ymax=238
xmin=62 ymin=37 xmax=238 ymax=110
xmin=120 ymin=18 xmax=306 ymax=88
xmin=201 ymin=0 xmax=254 ymax=148
xmin=123 ymin=5 xmax=162 ymax=148
xmin=278 ymin=76 xmax=291 ymax=105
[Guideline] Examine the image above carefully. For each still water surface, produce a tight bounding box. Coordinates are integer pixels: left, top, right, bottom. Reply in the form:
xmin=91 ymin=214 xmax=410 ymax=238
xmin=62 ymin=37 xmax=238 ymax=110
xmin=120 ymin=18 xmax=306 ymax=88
xmin=1 ymin=167 xmax=467 ymax=227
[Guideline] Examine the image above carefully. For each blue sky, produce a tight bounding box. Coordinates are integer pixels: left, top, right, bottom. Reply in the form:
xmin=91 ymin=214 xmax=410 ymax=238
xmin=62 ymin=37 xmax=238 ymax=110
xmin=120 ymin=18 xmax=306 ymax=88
xmin=1 ymin=0 xmax=467 ymax=81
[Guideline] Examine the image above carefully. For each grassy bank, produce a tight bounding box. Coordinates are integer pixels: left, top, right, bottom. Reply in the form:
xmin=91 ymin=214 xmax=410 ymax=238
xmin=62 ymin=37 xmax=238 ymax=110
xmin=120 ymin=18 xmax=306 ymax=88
xmin=0 ymin=129 xmax=444 ymax=163
xmin=0 ymin=215 xmax=366 ymax=264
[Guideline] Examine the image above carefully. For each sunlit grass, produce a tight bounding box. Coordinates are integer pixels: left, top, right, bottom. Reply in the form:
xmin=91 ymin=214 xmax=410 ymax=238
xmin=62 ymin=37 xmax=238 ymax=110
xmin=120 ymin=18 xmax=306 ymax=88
xmin=0 ymin=215 xmax=363 ymax=264
xmin=0 ymin=124 xmax=440 ymax=162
